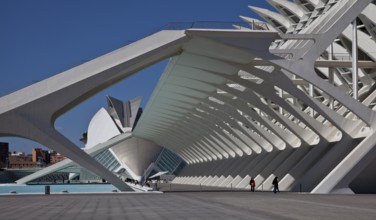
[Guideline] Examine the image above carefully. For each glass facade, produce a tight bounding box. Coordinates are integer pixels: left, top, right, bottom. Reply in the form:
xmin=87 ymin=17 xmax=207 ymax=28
xmin=79 ymin=149 xmax=122 ymax=182
xmin=154 ymin=148 xmax=186 ymax=175
xmin=94 ymin=149 xmax=121 ymax=172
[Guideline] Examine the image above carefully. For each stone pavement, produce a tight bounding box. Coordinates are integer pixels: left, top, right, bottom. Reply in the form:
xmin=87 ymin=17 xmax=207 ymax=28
xmin=0 ymin=191 xmax=375 ymax=220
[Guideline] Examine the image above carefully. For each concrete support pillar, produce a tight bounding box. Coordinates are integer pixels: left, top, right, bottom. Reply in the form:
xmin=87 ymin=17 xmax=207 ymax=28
xmin=186 ymin=176 xmax=196 ymax=184
xmin=248 ymin=151 xmax=280 ymax=181
xmin=202 ymin=176 xmax=214 ymax=185
xmin=219 ymin=176 xmax=234 ymax=187
xmin=206 ymin=176 xmax=219 ymax=186
xmin=171 ymin=177 xmax=181 ymax=184
xmin=191 ymin=176 xmax=203 ymax=185
xmin=228 ymin=175 xmax=243 ymax=188
xmin=236 ymin=175 xmax=251 ymax=188
xmin=255 ymin=149 xmax=293 ymax=190
xmin=212 ymin=175 xmax=226 ymax=186
xmin=309 ymin=84 xmax=314 ymax=117
xmin=238 ymin=154 xmax=267 ymax=177
xmin=328 ymin=43 xmax=334 ymax=109
xmin=278 ymin=147 xmax=313 ymax=190
xmin=279 ymin=88 xmax=284 ymax=115
xmin=352 ymin=19 xmax=358 ymax=100
xmin=197 ymin=176 xmax=209 ymax=185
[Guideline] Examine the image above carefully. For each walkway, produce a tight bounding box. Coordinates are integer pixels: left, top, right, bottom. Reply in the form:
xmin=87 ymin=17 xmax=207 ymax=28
xmin=0 ymin=192 xmax=375 ymax=219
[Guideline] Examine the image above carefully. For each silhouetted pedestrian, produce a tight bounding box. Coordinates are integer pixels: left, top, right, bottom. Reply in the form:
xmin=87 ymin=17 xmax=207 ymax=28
xmin=272 ymin=176 xmax=279 ymax=193
xmin=250 ymin=178 xmax=255 ymax=192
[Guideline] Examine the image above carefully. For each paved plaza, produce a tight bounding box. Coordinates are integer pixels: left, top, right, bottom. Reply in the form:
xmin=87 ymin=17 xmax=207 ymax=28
xmin=0 ymin=191 xmax=375 ymax=220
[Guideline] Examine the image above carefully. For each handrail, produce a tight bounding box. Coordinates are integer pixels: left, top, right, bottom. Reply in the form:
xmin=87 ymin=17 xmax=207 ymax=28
xmin=158 ymin=21 xmax=270 ymax=31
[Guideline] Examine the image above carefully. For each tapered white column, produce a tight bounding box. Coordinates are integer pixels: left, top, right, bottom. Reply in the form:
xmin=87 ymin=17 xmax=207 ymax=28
xmin=352 ymin=19 xmax=358 ymax=100
xmin=329 ymin=43 xmax=334 ymax=109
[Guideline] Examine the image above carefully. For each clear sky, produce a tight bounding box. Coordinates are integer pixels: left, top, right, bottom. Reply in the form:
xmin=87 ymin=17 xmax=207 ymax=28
xmin=0 ymin=0 xmax=272 ymax=152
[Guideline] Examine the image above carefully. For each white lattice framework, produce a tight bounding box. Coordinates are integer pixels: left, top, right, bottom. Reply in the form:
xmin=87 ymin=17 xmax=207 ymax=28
xmin=134 ymin=0 xmax=376 ymax=193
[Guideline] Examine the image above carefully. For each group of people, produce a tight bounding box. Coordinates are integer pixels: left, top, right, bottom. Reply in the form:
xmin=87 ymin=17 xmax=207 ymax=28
xmin=249 ymin=176 xmax=280 ymax=193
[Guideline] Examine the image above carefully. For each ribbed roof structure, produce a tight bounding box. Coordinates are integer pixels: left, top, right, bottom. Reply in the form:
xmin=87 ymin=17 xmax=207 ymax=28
xmin=134 ymin=0 xmax=376 ymax=193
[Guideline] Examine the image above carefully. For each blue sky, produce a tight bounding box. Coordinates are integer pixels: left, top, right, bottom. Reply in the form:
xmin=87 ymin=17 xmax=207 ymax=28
xmin=0 ymin=0 xmax=272 ymax=152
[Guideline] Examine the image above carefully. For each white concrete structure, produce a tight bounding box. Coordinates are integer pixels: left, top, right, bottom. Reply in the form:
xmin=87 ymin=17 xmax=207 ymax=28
xmin=0 ymin=30 xmax=188 ymax=191
xmin=1 ymin=0 xmax=376 ymax=193
xmin=84 ymin=96 xmax=163 ymax=182
xmin=17 ymin=96 xmax=162 ymax=185
xmin=138 ymin=0 xmax=376 ymax=193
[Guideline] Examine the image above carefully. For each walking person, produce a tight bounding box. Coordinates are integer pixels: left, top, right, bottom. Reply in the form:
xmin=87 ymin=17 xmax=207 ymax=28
xmin=250 ymin=178 xmax=255 ymax=192
xmin=272 ymin=176 xmax=279 ymax=193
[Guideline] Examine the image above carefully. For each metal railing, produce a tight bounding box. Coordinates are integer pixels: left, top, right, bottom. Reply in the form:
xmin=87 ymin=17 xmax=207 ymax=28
xmin=316 ymin=52 xmax=375 ymax=61
xmin=158 ymin=21 xmax=270 ymax=31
